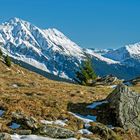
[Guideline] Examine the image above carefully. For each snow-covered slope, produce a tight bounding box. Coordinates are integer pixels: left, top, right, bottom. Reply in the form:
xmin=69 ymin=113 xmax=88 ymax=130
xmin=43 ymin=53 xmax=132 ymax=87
xmin=85 ymin=49 xmax=119 ymax=64
xmin=104 ymin=43 xmax=140 ymax=67
xmin=0 ymin=17 xmax=86 ymax=79
xmin=0 ymin=17 xmax=140 ymax=80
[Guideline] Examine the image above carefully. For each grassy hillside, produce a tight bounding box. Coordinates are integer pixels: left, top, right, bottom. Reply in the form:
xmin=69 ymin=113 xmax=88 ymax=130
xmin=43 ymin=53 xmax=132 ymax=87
xmin=0 ymin=60 xmax=140 ymax=139
xmin=0 ymin=60 xmax=111 ymax=129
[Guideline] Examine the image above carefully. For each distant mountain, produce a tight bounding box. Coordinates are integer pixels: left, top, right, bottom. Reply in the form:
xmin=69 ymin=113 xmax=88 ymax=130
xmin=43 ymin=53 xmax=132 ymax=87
xmin=0 ymin=17 xmax=139 ymax=80
xmin=89 ymin=48 xmax=114 ymax=55
xmin=104 ymin=43 xmax=140 ymax=68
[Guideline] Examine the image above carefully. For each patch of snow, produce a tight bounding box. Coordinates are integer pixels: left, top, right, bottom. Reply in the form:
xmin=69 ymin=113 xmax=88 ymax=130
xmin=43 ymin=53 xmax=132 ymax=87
xmin=69 ymin=101 xmax=109 ymax=129
xmin=40 ymin=119 xmax=68 ymax=127
xmin=80 ymin=138 xmax=91 ymax=140
xmin=9 ymin=122 xmax=21 ymax=129
xmin=87 ymin=100 xmax=108 ymax=109
xmin=69 ymin=112 xmax=96 ymax=129
xmin=12 ymin=84 xmax=19 ymax=88
xmin=0 ymin=109 xmax=5 ymax=117
xmin=78 ymin=129 xmax=92 ymax=135
xmin=109 ymin=85 xmax=117 ymax=89
xmin=69 ymin=112 xmax=93 ymax=124
xmin=11 ymin=134 xmax=80 ymax=140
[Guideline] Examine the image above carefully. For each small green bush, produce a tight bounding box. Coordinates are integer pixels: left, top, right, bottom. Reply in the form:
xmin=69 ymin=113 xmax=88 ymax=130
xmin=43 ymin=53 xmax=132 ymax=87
xmin=4 ymin=55 xmax=11 ymax=67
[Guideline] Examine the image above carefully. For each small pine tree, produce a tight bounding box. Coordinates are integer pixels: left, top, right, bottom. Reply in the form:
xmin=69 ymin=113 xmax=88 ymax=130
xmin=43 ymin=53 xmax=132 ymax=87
xmin=74 ymin=59 xmax=97 ymax=86
xmin=4 ymin=55 xmax=11 ymax=67
xmin=0 ymin=49 xmax=2 ymax=57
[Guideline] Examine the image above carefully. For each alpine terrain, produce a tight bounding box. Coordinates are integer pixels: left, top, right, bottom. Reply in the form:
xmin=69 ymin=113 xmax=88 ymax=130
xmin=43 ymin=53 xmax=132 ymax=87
xmin=0 ymin=17 xmax=140 ymax=81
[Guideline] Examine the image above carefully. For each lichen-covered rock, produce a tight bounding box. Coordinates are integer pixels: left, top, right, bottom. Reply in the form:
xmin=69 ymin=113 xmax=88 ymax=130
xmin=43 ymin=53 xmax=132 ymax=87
xmin=0 ymin=133 xmax=11 ymax=140
xmin=12 ymin=111 xmax=40 ymax=130
xmin=96 ymin=84 xmax=140 ymax=133
xmin=39 ymin=125 xmax=75 ymax=138
xmin=89 ymin=122 xmax=121 ymax=140
xmin=25 ymin=116 xmax=39 ymax=129
xmin=107 ymin=84 xmax=140 ymax=132
xmin=14 ymin=130 xmax=32 ymax=135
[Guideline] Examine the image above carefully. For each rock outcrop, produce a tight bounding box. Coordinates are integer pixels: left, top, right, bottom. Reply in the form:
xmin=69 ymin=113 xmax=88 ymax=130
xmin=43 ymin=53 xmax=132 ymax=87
xmin=0 ymin=133 xmax=11 ymax=140
xmin=96 ymin=84 xmax=140 ymax=133
xmin=11 ymin=111 xmax=75 ymax=138
xmin=39 ymin=125 xmax=75 ymax=138
xmin=95 ymin=75 xmax=122 ymax=86
xmin=88 ymin=122 xmax=121 ymax=140
xmin=12 ymin=112 xmax=40 ymax=130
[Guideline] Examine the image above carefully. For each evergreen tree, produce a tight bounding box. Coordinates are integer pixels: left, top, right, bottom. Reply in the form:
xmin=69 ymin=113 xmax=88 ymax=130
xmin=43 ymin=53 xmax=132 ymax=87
xmin=74 ymin=59 xmax=97 ymax=86
xmin=0 ymin=49 xmax=2 ymax=57
xmin=4 ymin=55 xmax=11 ymax=67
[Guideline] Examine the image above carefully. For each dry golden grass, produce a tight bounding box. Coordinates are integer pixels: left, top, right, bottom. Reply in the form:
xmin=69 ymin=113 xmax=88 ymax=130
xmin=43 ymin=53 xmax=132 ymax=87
xmin=0 ymin=60 xmax=140 ymax=139
xmin=0 ymin=60 xmax=112 ymax=131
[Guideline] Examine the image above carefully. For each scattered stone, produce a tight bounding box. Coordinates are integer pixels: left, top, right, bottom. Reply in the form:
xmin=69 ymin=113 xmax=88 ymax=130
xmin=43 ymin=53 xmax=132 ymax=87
xmin=12 ymin=111 xmax=24 ymax=120
xmin=0 ymin=133 xmax=11 ymax=140
xmin=25 ymin=116 xmax=39 ymax=129
xmin=12 ymin=111 xmax=39 ymax=130
xmin=113 ymin=127 xmax=126 ymax=134
xmin=89 ymin=122 xmax=121 ymax=140
xmin=14 ymin=130 xmax=32 ymax=135
xmin=95 ymin=75 xmax=121 ymax=86
xmin=39 ymin=125 xmax=75 ymax=138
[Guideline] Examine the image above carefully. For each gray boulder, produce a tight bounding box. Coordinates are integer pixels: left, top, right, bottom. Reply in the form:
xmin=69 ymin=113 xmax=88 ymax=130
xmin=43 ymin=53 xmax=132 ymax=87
xmin=96 ymin=84 xmax=140 ymax=133
xmin=39 ymin=125 xmax=75 ymax=138
xmin=0 ymin=133 xmax=11 ymax=140
xmin=107 ymin=84 xmax=140 ymax=132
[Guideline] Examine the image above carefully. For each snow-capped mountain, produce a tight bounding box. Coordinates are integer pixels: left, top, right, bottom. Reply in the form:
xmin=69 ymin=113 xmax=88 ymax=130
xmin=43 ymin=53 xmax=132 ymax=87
xmin=0 ymin=17 xmax=86 ymax=80
xmin=104 ymin=43 xmax=140 ymax=67
xmin=0 ymin=17 xmax=140 ymax=80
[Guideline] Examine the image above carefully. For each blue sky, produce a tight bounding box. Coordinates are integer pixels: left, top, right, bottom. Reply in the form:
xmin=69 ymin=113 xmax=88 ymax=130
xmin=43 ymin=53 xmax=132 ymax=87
xmin=0 ymin=0 xmax=140 ymax=49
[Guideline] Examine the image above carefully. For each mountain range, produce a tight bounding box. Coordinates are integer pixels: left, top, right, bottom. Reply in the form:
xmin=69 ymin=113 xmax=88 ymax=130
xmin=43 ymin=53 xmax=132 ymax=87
xmin=0 ymin=17 xmax=140 ymax=80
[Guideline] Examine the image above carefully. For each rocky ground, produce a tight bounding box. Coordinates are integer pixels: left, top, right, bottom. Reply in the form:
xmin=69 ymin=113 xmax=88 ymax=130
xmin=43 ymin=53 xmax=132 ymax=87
xmin=0 ymin=60 xmax=140 ymax=140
